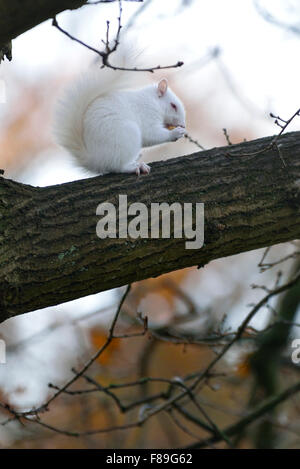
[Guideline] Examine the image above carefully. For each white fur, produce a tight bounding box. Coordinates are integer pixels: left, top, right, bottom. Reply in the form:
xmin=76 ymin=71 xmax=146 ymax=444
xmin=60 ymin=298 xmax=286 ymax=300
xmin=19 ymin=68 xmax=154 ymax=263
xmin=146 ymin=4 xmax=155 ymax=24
xmin=53 ymin=61 xmax=186 ymax=175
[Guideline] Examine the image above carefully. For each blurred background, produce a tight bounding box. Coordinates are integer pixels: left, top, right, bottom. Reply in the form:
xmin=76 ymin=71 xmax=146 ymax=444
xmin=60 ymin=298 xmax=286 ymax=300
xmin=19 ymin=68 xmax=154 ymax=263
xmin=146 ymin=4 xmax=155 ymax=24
xmin=0 ymin=0 xmax=300 ymax=449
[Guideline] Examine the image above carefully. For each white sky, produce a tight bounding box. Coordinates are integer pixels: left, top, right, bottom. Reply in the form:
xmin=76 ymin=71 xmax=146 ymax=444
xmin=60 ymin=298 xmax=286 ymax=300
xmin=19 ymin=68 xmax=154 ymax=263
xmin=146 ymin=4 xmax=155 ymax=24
xmin=2 ymin=0 xmax=300 ymax=184
xmin=4 ymin=0 xmax=300 ymax=127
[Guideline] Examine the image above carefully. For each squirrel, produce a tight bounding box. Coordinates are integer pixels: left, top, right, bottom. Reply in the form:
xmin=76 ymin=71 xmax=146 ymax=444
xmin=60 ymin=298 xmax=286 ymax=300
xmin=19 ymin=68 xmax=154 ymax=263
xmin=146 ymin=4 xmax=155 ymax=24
xmin=53 ymin=56 xmax=186 ymax=176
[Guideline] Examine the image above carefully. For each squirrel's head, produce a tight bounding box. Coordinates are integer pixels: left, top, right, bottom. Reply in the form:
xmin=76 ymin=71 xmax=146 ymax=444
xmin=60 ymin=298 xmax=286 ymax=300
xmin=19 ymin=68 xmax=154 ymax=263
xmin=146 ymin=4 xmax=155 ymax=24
xmin=156 ymin=78 xmax=186 ymax=130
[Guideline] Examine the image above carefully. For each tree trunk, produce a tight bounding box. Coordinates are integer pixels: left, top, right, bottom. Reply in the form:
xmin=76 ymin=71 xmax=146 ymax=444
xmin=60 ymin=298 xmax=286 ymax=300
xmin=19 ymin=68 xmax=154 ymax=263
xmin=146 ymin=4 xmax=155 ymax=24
xmin=0 ymin=131 xmax=299 ymax=323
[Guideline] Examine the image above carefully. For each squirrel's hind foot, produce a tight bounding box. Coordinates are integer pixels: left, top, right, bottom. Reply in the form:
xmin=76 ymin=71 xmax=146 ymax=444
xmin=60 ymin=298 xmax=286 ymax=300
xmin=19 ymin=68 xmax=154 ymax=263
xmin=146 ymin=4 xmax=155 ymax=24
xmin=122 ymin=161 xmax=150 ymax=176
xmin=136 ymin=162 xmax=151 ymax=176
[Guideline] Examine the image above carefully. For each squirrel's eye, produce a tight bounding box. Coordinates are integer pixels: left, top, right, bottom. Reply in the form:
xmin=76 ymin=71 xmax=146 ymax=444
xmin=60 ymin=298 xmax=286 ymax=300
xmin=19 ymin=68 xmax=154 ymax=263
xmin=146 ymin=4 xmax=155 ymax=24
xmin=171 ymin=103 xmax=177 ymax=111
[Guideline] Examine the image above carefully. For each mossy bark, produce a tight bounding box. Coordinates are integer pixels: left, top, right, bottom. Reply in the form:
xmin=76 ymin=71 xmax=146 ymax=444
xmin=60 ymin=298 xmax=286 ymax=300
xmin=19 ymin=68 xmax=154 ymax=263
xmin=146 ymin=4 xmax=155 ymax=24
xmin=0 ymin=131 xmax=300 ymax=322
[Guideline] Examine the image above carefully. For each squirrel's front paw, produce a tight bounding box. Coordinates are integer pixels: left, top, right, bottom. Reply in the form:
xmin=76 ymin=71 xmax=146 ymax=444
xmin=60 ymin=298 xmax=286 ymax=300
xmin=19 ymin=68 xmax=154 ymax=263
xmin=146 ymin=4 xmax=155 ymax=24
xmin=171 ymin=126 xmax=186 ymax=141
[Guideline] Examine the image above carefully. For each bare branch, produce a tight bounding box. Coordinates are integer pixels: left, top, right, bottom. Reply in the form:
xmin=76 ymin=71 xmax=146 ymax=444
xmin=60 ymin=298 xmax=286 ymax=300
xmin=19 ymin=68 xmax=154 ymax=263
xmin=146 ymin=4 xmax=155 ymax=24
xmin=52 ymin=10 xmax=184 ymax=73
xmin=186 ymin=380 xmax=300 ymax=449
xmin=227 ymin=107 xmax=300 ymax=158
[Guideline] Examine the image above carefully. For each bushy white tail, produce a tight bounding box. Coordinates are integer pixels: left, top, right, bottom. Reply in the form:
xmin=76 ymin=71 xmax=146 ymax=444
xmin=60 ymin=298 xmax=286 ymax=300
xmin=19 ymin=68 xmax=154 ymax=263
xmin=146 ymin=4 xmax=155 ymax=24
xmin=53 ymin=49 xmax=137 ymax=165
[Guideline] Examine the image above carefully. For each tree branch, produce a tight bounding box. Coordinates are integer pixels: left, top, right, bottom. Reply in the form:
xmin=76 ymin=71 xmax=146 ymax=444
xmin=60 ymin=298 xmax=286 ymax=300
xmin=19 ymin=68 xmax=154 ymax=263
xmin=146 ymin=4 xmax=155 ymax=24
xmin=0 ymin=0 xmax=88 ymax=49
xmin=185 ymin=379 xmax=300 ymax=449
xmin=0 ymin=0 xmax=141 ymax=52
xmin=0 ymin=130 xmax=300 ymax=322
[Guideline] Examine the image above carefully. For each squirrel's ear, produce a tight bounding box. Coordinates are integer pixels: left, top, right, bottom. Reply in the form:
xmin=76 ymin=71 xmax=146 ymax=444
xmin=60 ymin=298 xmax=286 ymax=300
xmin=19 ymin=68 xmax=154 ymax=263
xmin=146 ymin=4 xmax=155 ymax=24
xmin=157 ymin=78 xmax=168 ymax=97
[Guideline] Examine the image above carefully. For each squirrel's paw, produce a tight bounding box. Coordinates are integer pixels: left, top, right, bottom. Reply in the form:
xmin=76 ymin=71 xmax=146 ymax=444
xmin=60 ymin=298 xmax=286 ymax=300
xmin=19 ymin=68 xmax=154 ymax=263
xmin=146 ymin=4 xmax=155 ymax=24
xmin=123 ymin=161 xmax=150 ymax=176
xmin=171 ymin=126 xmax=186 ymax=141
xmin=137 ymin=162 xmax=151 ymax=176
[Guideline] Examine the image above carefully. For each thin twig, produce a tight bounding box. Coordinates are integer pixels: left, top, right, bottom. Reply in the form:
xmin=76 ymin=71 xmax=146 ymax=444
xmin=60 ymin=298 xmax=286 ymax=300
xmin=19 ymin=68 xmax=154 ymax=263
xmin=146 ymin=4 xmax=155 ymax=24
xmin=52 ymin=10 xmax=183 ymax=73
xmin=184 ymin=132 xmax=206 ymax=150
xmin=223 ymin=128 xmax=232 ymax=145
xmin=11 ymin=285 xmax=132 ymax=417
xmin=185 ymin=379 xmax=300 ymax=449
xmin=227 ymin=107 xmax=300 ymax=159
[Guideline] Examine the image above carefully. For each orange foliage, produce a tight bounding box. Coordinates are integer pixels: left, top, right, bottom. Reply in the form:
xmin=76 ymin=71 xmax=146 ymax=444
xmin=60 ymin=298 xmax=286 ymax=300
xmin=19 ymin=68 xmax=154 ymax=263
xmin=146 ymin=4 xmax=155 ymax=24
xmin=89 ymin=329 xmax=122 ymax=365
xmin=0 ymin=79 xmax=59 ymax=171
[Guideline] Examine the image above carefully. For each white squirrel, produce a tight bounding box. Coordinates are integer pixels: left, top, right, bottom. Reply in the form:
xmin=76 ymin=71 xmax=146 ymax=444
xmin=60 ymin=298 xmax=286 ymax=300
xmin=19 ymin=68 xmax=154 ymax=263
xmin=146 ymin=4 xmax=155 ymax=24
xmin=53 ymin=57 xmax=186 ymax=176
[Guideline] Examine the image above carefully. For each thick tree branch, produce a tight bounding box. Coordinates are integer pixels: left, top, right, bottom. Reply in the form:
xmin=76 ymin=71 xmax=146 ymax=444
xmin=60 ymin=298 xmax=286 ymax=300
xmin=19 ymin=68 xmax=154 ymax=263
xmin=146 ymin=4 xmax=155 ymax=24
xmin=0 ymin=0 xmax=87 ymax=49
xmin=0 ymin=131 xmax=300 ymax=322
xmin=0 ymin=0 xmax=143 ymax=61
xmin=0 ymin=0 xmax=143 ymax=49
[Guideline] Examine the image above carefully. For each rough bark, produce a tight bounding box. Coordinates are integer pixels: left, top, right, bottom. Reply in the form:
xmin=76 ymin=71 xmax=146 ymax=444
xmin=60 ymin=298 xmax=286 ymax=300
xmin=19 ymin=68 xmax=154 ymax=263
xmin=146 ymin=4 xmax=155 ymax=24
xmin=0 ymin=131 xmax=300 ymax=323
xmin=0 ymin=0 xmax=88 ymax=48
